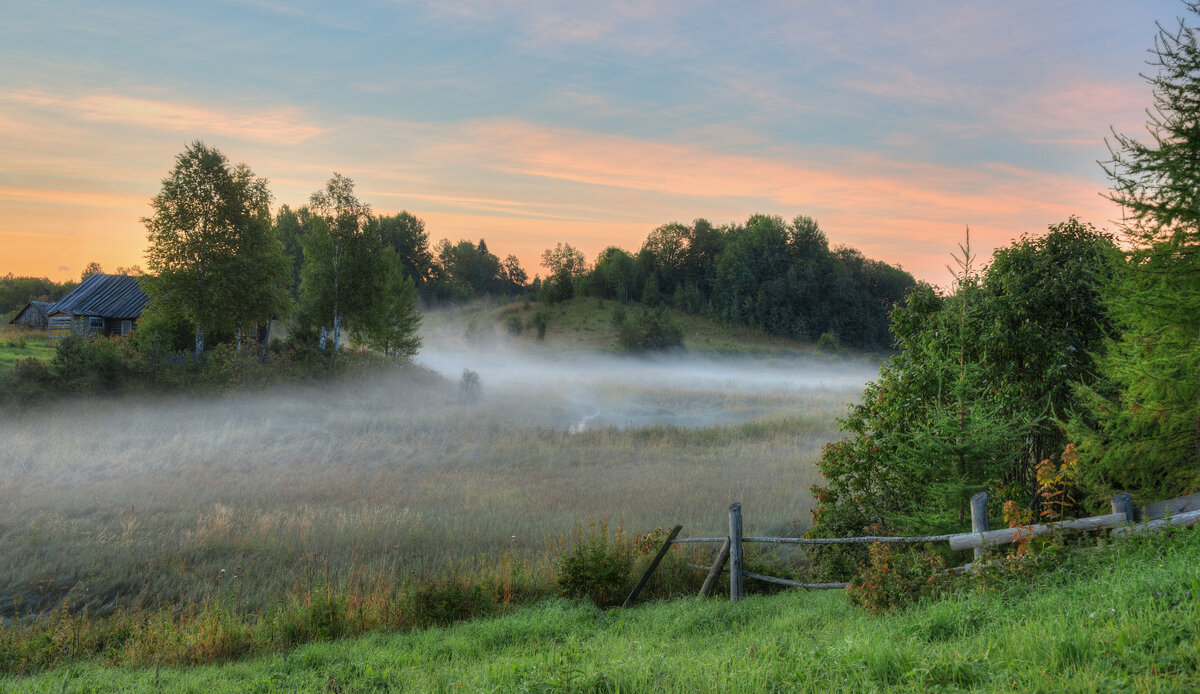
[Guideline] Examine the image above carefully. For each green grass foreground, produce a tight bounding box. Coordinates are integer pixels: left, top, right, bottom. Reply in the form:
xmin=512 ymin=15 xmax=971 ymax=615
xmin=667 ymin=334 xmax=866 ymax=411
xmin=7 ymin=530 xmax=1197 ymax=693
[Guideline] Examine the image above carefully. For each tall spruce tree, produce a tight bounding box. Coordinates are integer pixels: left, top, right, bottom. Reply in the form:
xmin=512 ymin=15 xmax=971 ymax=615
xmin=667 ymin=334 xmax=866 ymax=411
xmin=1075 ymin=3 xmax=1200 ymax=503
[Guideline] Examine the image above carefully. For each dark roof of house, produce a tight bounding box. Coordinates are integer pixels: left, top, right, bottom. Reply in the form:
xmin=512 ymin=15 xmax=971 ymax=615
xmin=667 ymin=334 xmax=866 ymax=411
xmin=7 ymin=301 xmax=54 ymax=324
xmin=51 ymin=274 xmax=149 ymax=319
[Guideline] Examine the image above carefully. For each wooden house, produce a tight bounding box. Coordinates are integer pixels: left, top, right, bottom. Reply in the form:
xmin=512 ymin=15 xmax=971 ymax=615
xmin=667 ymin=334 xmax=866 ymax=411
xmin=8 ymin=300 xmax=55 ymax=329
xmin=47 ymin=273 xmax=150 ymax=345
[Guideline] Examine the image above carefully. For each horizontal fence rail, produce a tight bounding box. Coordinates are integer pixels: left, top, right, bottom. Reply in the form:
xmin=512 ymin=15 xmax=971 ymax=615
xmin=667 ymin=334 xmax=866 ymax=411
xmin=674 ymin=534 xmax=959 ymax=544
xmin=946 ymin=513 xmax=1128 ymax=551
xmin=622 ymin=490 xmax=1200 ymax=606
xmin=687 ymin=563 xmax=848 ymax=590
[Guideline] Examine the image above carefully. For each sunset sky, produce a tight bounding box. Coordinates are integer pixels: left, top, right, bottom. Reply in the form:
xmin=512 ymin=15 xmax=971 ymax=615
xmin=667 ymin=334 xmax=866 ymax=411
xmin=0 ymin=0 xmax=1184 ymax=285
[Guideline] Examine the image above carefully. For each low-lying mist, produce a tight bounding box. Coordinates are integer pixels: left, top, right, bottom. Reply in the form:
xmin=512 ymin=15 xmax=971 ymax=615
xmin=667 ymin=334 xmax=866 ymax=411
xmin=415 ymin=330 xmax=879 ymax=432
xmin=0 ymin=333 xmax=877 ymax=618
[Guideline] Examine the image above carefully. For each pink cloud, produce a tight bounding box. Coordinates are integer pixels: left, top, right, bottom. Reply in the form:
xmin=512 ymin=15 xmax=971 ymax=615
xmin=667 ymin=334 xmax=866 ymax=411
xmin=0 ymin=185 xmax=147 ymax=210
xmin=429 ymin=120 xmax=1123 ymax=284
xmin=9 ymin=90 xmax=326 ymax=146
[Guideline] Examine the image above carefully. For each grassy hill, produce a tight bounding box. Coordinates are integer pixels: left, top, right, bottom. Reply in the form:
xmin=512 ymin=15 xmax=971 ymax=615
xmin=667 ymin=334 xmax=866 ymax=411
xmin=6 ymin=528 xmax=1196 ymax=692
xmin=421 ymin=297 xmax=840 ymax=356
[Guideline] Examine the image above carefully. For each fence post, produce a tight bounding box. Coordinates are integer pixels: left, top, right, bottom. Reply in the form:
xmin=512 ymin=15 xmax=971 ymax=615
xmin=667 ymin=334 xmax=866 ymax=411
xmin=970 ymin=492 xmax=989 ymax=561
xmin=699 ymin=537 xmax=731 ymax=598
xmin=622 ymin=524 xmax=682 ymax=608
xmin=728 ymin=502 xmax=743 ymax=603
xmin=1111 ymin=493 xmax=1136 ymax=523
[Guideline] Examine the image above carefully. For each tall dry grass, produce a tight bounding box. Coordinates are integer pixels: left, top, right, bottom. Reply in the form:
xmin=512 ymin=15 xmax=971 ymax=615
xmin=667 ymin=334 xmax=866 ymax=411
xmin=1 ymin=362 xmax=859 ymax=620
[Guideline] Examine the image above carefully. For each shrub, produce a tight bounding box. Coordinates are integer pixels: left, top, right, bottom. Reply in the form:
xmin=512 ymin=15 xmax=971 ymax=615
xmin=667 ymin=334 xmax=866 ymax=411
xmin=532 ymin=310 xmax=549 ymax=340
xmin=50 ymin=334 xmax=140 ymax=393
xmin=12 ymin=356 xmax=49 ymax=383
xmin=815 ymin=331 xmax=842 ymax=354
xmin=616 ymin=307 xmax=683 ymax=352
xmin=504 ymin=313 xmax=523 ymax=336
xmin=846 ymin=543 xmax=948 ymax=614
xmin=403 ymin=576 xmax=496 ymax=628
xmin=556 ymin=522 xmax=633 ymax=607
xmin=459 ymin=368 xmax=482 ymax=403
xmin=610 ymin=303 xmax=626 ymax=328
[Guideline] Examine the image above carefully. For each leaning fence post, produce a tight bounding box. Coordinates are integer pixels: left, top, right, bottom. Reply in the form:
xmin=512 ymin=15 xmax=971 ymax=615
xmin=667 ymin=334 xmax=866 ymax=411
xmin=700 ymin=537 xmax=731 ymax=598
xmin=1111 ymin=493 xmax=1136 ymax=524
xmin=970 ymin=492 xmax=989 ymax=561
xmin=622 ymin=524 xmax=682 ymax=608
xmin=728 ymin=503 xmax=743 ymax=603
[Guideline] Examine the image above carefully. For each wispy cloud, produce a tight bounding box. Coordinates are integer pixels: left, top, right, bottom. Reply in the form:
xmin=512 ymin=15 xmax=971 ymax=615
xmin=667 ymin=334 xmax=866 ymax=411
xmin=0 ymin=185 xmax=146 ymax=210
xmin=9 ymin=90 xmax=326 ymax=146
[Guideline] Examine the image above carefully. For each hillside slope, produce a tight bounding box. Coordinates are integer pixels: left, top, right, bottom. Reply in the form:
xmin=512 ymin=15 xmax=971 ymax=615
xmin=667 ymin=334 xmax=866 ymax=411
xmin=420 ymin=297 xmax=854 ymax=357
xmin=10 ymin=529 xmax=1197 ymax=692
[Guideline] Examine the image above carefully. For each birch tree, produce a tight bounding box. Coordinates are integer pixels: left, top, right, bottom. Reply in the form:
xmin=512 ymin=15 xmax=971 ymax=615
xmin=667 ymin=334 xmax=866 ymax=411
xmin=143 ymin=141 xmax=288 ymax=357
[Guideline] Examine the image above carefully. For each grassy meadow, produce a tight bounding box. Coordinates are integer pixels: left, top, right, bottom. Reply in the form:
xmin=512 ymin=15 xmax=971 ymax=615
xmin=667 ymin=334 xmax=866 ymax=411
xmin=0 ymin=326 xmax=54 ymax=372
xmin=0 ymin=308 xmax=873 ymax=633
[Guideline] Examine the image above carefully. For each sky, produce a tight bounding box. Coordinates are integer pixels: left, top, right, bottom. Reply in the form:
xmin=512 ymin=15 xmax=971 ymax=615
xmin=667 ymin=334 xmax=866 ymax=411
xmin=0 ymin=0 xmax=1187 ymax=285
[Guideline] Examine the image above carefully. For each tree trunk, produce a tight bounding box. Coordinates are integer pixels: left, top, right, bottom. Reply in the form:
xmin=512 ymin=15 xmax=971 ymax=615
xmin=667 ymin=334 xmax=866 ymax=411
xmin=333 ymin=311 xmax=342 ymax=350
xmin=194 ymin=325 xmax=205 ymax=360
xmin=319 ymin=326 xmax=328 ymax=351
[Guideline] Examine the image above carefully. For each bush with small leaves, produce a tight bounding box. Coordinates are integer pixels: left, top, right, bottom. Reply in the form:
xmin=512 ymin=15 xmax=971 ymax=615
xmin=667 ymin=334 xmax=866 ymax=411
xmin=846 ymin=543 xmax=949 ymax=614
xmin=504 ymin=313 xmax=523 ymax=336
xmin=556 ymin=522 xmax=633 ymax=607
xmin=459 ymin=368 xmax=482 ymax=403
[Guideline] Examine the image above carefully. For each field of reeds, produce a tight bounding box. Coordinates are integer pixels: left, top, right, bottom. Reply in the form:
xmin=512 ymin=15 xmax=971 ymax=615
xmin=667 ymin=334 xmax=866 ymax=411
xmin=0 ymin=348 xmax=870 ymax=631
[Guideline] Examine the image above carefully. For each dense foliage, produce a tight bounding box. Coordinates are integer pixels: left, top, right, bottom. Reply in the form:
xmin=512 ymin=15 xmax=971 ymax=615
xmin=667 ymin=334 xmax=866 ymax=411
xmin=615 ymin=306 xmax=684 ymax=352
xmin=809 ymin=220 xmax=1119 ymax=556
xmin=143 ymin=141 xmax=292 ymax=357
xmin=577 ymin=215 xmax=915 ymax=350
xmin=811 ymin=3 xmax=1200 ymax=559
xmin=0 ymin=274 xmax=75 ymax=319
xmin=1071 ymin=2 xmax=1200 ymax=506
xmin=0 ymin=331 xmax=399 ymax=410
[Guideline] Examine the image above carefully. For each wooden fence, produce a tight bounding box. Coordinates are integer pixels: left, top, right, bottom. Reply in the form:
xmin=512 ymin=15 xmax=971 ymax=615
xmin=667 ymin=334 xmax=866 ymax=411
xmin=623 ymin=491 xmax=1200 ymax=607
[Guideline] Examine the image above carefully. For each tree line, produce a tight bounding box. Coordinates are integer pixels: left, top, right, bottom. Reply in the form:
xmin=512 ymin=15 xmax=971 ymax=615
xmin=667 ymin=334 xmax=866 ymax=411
xmin=136 ymin=143 xmax=540 ymax=360
xmin=533 ymin=216 xmax=915 ymax=351
xmin=7 ymin=139 xmax=914 ymax=356
xmin=809 ymin=4 xmax=1200 ymax=562
xmin=0 ymin=275 xmax=75 ymax=317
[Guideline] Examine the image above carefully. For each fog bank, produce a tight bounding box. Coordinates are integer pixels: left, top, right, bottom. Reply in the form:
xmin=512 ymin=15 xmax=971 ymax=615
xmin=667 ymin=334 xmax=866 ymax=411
xmin=415 ymin=333 xmax=879 ymax=431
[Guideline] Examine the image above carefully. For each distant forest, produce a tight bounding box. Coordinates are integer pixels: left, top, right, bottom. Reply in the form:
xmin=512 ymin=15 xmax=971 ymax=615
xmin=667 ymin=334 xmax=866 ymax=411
xmin=273 ymin=208 xmax=914 ymax=351
xmin=0 ymin=274 xmax=76 ymax=317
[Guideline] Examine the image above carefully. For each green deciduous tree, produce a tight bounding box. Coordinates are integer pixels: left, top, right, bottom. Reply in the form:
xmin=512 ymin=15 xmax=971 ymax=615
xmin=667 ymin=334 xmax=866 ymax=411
xmin=143 ymin=141 xmax=290 ymax=358
xmin=1073 ymin=3 xmax=1200 ymax=504
xmin=810 ymin=221 xmax=1117 ymax=552
xmin=429 ymin=238 xmax=505 ymax=299
xmin=367 ymin=212 xmax=433 ymax=288
xmin=80 ymin=262 xmax=103 ymax=281
xmin=274 ymin=204 xmax=308 ymax=297
xmin=540 ymin=242 xmax=588 ymax=303
xmin=299 ymin=173 xmax=375 ymax=350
